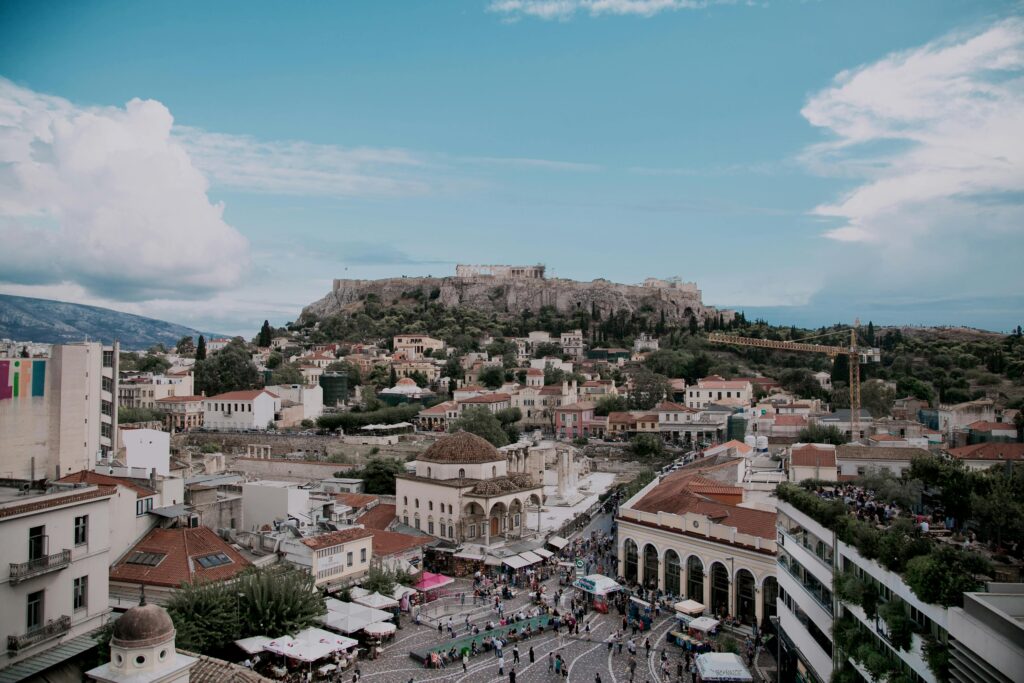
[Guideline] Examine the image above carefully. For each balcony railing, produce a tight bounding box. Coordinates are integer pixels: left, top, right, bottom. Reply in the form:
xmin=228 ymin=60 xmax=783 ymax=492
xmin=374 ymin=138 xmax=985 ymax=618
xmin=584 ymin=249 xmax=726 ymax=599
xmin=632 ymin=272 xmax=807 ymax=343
xmin=9 ymin=549 xmax=71 ymax=584
xmin=7 ymin=615 xmax=71 ymax=652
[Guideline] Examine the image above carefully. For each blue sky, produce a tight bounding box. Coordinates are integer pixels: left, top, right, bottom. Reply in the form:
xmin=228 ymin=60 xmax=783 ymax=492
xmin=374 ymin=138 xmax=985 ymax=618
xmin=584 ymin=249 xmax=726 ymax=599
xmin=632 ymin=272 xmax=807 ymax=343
xmin=0 ymin=0 xmax=1021 ymax=334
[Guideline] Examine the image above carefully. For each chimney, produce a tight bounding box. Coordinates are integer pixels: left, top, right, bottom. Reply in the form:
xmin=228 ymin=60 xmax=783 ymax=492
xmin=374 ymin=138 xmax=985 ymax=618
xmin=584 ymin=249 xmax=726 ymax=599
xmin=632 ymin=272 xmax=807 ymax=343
xmin=149 ymin=467 xmax=156 ymax=491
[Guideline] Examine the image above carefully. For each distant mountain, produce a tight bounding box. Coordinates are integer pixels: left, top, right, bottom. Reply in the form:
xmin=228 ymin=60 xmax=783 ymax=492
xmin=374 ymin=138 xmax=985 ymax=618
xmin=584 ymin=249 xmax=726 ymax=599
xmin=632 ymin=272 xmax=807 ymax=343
xmin=0 ymin=295 xmax=222 ymax=350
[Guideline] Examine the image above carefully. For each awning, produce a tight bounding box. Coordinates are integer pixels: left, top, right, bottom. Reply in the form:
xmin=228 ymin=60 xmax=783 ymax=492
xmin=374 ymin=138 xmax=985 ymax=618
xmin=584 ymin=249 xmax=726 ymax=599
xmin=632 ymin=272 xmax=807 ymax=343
xmin=503 ymin=555 xmax=530 ymax=570
xmin=547 ymin=535 xmax=569 ymax=549
xmin=349 ymin=586 xmax=371 ymax=599
xmin=674 ymin=599 xmax=705 ymax=616
xmin=630 ymin=596 xmax=652 ymax=608
xmin=572 ymin=574 xmax=621 ymax=595
xmin=363 ymin=621 xmax=397 ymax=637
xmin=0 ymin=633 xmax=99 ymax=683
xmin=695 ymin=653 xmax=753 ymax=682
xmin=534 ymin=548 xmax=554 ymax=559
xmin=414 ymin=571 xmax=454 ymax=592
xmin=484 ymin=556 xmax=503 ymax=566
xmin=454 ymin=551 xmax=485 ymax=561
xmin=318 ymin=599 xmax=394 ymax=634
xmin=354 ymin=591 xmax=399 ymax=610
xmin=518 ymin=551 xmax=544 ymax=565
xmin=235 ymin=635 xmax=272 ymax=655
xmin=149 ymin=504 xmax=191 ymax=518
xmin=392 ymin=585 xmax=417 ymax=600
xmin=688 ymin=616 xmax=721 ymax=633
xmin=263 ymin=628 xmax=359 ymax=663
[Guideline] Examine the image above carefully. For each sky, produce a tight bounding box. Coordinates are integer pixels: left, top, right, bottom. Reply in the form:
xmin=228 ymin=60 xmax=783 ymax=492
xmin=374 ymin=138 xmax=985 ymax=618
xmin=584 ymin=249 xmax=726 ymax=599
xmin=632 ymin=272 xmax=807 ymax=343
xmin=1 ymin=0 xmax=1022 ymax=335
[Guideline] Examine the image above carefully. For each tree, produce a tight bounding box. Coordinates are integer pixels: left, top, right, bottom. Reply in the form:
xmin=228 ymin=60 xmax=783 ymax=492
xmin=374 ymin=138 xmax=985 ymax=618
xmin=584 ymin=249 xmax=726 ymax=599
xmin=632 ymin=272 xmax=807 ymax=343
xmin=779 ymin=368 xmax=825 ymax=399
xmin=266 ymin=351 xmax=283 ymax=369
xmin=353 ymin=458 xmax=407 ymax=495
xmin=594 ymin=394 xmax=628 ymax=417
xmin=797 ymin=424 xmax=846 ymax=446
xmin=533 ymin=342 xmax=562 ymax=359
xmin=543 ymin=367 xmax=566 ymax=386
xmin=269 ymin=363 xmax=303 ymax=385
xmin=630 ymin=433 xmax=663 ymax=458
xmin=495 ymin=407 xmax=523 ymax=443
xmin=119 ymin=407 xmax=164 ymax=424
xmin=904 ymin=545 xmax=990 ymax=607
xmin=450 ymin=406 xmax=509 ymax=447
xmin=627 ymin=368 xmax=670 ymax=410
xmin=408 ymin=370 xmax=430 ymax=388
xmin=860 ymin=380 xmax=895 ymax=418
xmin=165 ymin=565 xmax=324 ymax=655
xmin=478 ymin=365 xmax=505 ymax=389
xmin=195 ymin=335 xmax=207 ymax=361
xmin=176 ymin=335 xmax=195 ymax=355
xmin=257 ymin=320 xmax=273 ymax=347
xmin=137 ymin=354 xmax=171 ymax=374
xmin=444 ymin=356 xmax=465 ymax=382
xmin=193 ymin=339 xmax=259 ymax=396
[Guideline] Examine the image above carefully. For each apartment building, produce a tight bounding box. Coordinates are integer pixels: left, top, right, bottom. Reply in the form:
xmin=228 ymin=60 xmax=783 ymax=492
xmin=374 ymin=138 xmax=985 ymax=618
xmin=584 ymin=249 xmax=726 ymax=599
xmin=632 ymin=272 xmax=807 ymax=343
xmin=117 ymin=372 xmax=193 ymax=409
xmin=202 ymin=389 xmax=280 ymax=431
xmin=1 ymin=342 xmax=119 ymax=481
xmin=283 ymin=527 xmax=374 ymax=591
xmin=685 ymin=376 xmax=753 ymax=409
xmin=393 ymin=335 xmax=445 ymax=360
xmin=0 ymin=484 xmax=114 ymax=669
xmin=154 ymin=395 xmax=205 ymax=431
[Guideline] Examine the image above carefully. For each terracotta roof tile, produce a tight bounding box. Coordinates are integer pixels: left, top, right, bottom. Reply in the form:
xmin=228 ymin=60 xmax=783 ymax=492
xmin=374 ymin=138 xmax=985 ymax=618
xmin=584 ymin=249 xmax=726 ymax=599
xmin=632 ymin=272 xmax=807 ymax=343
xmin=301 ymin=527 xmax=374 ymax=550
xmin=370 ymin=530 xmax=431 ymax=557
xmin=357 ymin=504 xmax=396 ymax=530
xmin=109 ymin=527 xmax=250 ymax=588
xmin=967 ymin=421 xmax=1016 ymax=432
xmin=57 ymin=470 xmax=156 ymax=498
xmin=461 ymin=393 xmax=511 ymax=404
xmin=334 ymin=493 xmax=379 ymax=509
xmin=791 ymin=445 xmax=837 ymax=468
xmin=946 ymin=443 xmax=1024 ymax=462
xmin=773 ymin=415 xmax=808 ymax=427
xmin=632 ymin=474 xmax=776 ymax=540
xmin=207 ymin=389 xmax=278 ymax=401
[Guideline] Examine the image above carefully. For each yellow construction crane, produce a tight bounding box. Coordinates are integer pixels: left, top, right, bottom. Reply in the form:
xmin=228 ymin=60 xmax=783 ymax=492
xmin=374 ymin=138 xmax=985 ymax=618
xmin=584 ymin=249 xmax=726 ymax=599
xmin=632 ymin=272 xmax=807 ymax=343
xmin=708 ymin=322 xmax=880 ymax=438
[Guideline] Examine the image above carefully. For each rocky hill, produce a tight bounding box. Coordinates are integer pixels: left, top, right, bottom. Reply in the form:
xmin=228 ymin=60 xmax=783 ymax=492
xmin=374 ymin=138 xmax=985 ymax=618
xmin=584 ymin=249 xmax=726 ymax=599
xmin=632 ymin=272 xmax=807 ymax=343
xmin=0 ymin=294 xmax=219 ymax=350
xmin=302 ymin=273 xmax=732 ymax=324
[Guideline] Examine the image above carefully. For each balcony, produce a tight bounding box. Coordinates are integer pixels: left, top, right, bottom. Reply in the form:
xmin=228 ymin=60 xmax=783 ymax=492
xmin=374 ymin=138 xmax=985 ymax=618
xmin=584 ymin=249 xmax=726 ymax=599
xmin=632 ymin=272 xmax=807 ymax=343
xmin=9 ymin=549 xmax=71 ymax=584
xmin=7 ymin=615 xmax=71 ymax=652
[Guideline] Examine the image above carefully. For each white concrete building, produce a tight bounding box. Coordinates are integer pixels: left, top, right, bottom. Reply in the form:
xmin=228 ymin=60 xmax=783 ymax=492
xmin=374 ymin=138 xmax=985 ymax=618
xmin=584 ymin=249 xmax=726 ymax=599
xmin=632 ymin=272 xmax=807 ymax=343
xmin=685 ymin=376 xmax=753 ymax=409
xmin=265 ymin=383 xmax=324 ymax=422
xmin=393 ymin=335 xmax=445 ymax=360
xmin=559 ymin=330 xmax=585 ymax=361
xmin=202 ymin=389 xmax=280 ymax=431
xmin=283 ymin=527 xmax=374 ymax=590
xmin=0 ymin=484 xmax=114 ymax=669
xmin=241 ymin=480 xmax=336 ymax=532
xmin=120 ymin=428 xmax=171 ymax=476
xmin=118 ymin=372 xmax=193 ymax=409
xmin=1 ymin=342 xmax=119 ymax=481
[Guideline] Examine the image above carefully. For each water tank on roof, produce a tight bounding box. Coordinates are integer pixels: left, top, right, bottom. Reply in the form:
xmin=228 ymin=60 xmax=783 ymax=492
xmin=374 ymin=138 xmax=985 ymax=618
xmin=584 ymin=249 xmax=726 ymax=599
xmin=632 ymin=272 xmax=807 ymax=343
xmin=744 ymin=435 xmax=757 ymax=451
xmin=756 ymin=435 xmax=769 ymax=452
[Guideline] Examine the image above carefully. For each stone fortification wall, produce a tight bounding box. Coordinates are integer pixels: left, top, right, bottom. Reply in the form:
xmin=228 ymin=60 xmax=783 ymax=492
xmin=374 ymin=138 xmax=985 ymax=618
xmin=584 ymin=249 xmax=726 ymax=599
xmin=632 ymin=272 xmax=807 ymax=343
xmin=310 ymin=274 xmax=732 ymax=323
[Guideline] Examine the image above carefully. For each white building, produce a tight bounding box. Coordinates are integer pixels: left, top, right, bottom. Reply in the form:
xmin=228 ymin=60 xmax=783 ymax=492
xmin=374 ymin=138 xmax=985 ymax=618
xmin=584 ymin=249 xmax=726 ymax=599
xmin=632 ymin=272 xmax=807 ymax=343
xmin=685 ymin=376 xmax=753 ymax=409
xmin=202 ymin=389 xmax=280 ymax=431
xmin=205 ymin=338 xmax=233 ymax=353
xmin=118 ymin=372 xmax=194 ymax=409
xmin=120 ymin=428 xmax=171 ymax=476
xmin=394 ymin=432 xmax=544 ymax=545
xmin=265 ymin=383 xmax=324 ymax=422
xmin=1 ymin=342 xmax=119 ymax=481
xmin=0 ymin=484 xmax=114 ymax=669
xmin=283 ymin=527 xmax=374 ymax=590
xmin=241 ymin=480 xmax=336 ymax=532
xmin=393 ymin=335 xmax=445 ymax=360
xmin=559 ymin=330 xmax=585 ymax=361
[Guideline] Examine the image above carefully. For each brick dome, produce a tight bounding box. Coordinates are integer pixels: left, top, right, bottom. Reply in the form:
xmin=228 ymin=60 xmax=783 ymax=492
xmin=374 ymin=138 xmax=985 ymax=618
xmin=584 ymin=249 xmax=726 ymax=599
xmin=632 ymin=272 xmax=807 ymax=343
xmin=420 ymin=431 xmax=502 ymax=464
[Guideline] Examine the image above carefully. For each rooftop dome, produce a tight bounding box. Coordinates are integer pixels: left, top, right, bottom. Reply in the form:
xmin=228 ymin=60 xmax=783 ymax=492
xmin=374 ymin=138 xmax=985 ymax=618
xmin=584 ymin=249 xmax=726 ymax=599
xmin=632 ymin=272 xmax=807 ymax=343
xmin=420 ymin=431 xmax=502 ymax=464
xmin=112 ymin=603 xmax=175 ymax=648
xmin=396 ymin=377 xmax=417 ymax=387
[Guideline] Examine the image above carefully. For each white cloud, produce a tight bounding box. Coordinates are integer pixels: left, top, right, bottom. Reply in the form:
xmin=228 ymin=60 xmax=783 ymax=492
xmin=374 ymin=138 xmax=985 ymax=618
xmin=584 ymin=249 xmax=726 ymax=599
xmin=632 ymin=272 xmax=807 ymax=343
xmin=0 ymin=78 xmax=250 ymax=300
xmin=801 ymin=18 xmax=1024 ymax=247
xmin=175 ymin=127 xmax=434 ymax=198
xmin=488 ymin=0 xmax=724 ymax=21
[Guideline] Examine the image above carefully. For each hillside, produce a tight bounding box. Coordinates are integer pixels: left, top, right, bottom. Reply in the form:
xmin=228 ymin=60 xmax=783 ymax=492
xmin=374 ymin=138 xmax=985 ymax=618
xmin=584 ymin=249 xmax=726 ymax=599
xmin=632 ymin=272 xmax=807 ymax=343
xmin=0 ymin=294 xmax=220 ymax=350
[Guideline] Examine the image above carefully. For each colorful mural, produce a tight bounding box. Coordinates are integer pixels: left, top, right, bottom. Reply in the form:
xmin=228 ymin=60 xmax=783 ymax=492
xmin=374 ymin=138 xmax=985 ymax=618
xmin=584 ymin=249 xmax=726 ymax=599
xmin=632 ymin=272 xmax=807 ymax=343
xmin=0 ymin=359 xmax=47 ymax=400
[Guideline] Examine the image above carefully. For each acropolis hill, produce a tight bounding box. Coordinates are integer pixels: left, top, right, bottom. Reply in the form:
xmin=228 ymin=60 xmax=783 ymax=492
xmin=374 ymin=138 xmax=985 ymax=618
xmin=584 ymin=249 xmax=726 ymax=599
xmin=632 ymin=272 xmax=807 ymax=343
xmin=301 ymin=264 xmax=734 ymax=323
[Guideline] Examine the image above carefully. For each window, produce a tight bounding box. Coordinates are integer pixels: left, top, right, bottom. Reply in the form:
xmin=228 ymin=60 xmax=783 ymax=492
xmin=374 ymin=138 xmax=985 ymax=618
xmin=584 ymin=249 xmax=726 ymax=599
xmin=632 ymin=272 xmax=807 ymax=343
xmin=428 ymin=521 xmax=435 ymax=534
xmin=74 ymin=515 xmax=88 ymax=545
xmin=428 ymin=501 xmax=433 ymax=511
xmin=28 ymin=525 xmax=46 ymax=561
xmin=102 ymin=350 xmax=114 ymax=367
xmin=102 ymin=377 xmax=113 ymax=392
xmin=126 ymin=551 xmax=165 ymax=566
xmin=427 ymin=467 xmax=432 ymax=478
xmin=101 ymin=400 xmax=112 ymax=416
xmin=73 ymin=576 xmax=88 ymax=611
xmin=403 ymin=496 xmax=408 ymax=505
xmin=448 ymin=504 xmax=453 ymax=514
xmin=195 ymin=553 xmax=232 ymax=568
xmin=136 ymin=498 xmax=154 ymax=515
xmin=468 ymin=524 xmax=477 ymax=539
xmin=403 ymin=515 xmax=409 ymax=525
xmin=415 ymin=498 xmax=419 ymax=508
xmin=346 ymin=552 xmax=353 ymax=567
xmin=492 ymin=466 xmax=497 ymax=478
xmin=360 ymin=548 xmax=367 ymax=563
xmin=27 ymin=590 xmax=44 ymax=630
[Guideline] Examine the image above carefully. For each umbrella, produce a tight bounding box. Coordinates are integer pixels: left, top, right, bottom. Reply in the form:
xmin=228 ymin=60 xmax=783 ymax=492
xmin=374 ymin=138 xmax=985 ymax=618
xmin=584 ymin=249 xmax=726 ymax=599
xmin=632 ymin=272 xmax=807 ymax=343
xmin=363 ymin=621 xmax=397 ymax=637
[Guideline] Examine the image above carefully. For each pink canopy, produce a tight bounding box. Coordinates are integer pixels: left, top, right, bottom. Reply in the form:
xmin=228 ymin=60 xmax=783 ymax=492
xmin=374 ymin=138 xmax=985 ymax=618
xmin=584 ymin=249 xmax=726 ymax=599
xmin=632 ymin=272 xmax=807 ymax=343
xmin=414 ymin=571 xmax=454 ymax=592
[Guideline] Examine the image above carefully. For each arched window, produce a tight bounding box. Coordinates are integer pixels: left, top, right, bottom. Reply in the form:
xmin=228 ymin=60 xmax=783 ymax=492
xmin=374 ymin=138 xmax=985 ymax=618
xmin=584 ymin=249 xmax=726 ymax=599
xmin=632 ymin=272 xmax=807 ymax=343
xmin=492 ymin=465 xmax=497 ymax=478
xmin=428 ymin=501 xmax=433 ymax=511
xmin=458 ymin=468 xmax=466 ymax=478
xmin=403 ymin=496 xmax=408 ymax=505
xmin=415 ymin=498 xmax=419 ymax=508
xmin=448 ymin=504 xmax=453 ymax=514
xmin=427 ymin=467 xmax=432 ymax=478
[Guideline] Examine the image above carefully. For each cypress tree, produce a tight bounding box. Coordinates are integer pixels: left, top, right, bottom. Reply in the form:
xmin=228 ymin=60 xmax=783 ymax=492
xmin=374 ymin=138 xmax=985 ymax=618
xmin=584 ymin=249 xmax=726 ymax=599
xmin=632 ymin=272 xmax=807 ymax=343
xmin=195 ymin=335 xmax=207 ymax=361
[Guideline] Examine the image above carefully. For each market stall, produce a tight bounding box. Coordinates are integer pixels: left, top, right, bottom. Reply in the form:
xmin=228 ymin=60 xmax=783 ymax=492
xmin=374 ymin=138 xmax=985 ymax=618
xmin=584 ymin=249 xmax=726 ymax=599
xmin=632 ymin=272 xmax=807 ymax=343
xmin=669 ymin=615 xmax=719 ymax=651
xmin=261 ymin=627 xmax=359 ymax=675
xmin=674 ymin=599 xmax=706 ymax=625
xmin=234 ymin=635 xmax=272 ymax=655
xmin=414 ymin=571 xmax=454 ymax=602
xmin=318 ymin=598 xmax=394 ymax=634
xmin=572 ymin=574 xmax=622 ymax=614
xmin=547 ymin=535 xmax=569 ymax=551
xmin=695 ymin=652 xmax=754 ymax=682
xmin=688 ymin=616 xmax=720 ymax=635
xmin=628 ymin=595 xmax=654 ymax=629
xmin=354 ymin=591 xmax=400 ymax=611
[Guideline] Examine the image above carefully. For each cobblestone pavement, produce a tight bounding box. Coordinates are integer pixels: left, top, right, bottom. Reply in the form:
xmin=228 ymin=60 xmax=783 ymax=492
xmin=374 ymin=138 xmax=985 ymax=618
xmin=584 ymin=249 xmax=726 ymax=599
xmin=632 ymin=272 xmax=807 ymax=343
xmin=352 ymin=575 xmax=722 ymax=683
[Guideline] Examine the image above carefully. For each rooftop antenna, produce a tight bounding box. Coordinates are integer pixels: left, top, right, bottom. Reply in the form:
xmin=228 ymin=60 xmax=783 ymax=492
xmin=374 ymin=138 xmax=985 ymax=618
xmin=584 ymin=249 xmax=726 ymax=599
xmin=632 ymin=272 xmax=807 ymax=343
xmin=139 ymin=584 xmax=147 ymax=606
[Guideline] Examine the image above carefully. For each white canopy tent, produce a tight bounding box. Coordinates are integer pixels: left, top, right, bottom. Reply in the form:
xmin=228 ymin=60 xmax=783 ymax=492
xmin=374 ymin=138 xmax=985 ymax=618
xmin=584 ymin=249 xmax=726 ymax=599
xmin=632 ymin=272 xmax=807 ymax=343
xmin=262 ymin=628 xmax=358 ymax=664
xmin=348 ymin=586 xmax=371 ymax=600
xmin=518 ymin=551 xmax=544 ymax=565
xmin=674 ymin=599 xmax=705 ymax=616
xmin=547 ymin=535 xmax=569 ymax=550
xmin=534 ymin=548 xmax=554 ymax=559
xmin=363 ymin=621 xmax=397 ymax=637
xmin=354 ymin=591 xmax=399 ymax=610
xmin=572 ymin=574 xmax=622 ymax=596
xmin=318 ymin=598 xmax=394 ymax=634
xmin=695 ymin=653 xmax=754 ymax=682
xmin=503 ymin=555 xmax=530 ymax=570
xmin=688 ymin=616 xmax=721 ymax=633
xmin=235 ymin=635 xmax=272 ymax=655
xmin=392 ymin=585 xmax=417 ymax=601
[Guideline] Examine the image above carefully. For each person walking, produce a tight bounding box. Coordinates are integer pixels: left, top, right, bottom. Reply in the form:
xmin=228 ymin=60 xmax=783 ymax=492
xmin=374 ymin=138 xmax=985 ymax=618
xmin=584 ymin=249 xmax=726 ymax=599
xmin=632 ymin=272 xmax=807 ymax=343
xmin=509 ymin=667 xmax=516 ymax=683
xmin=548 ymin=651 xmax=554 ymax=673
xmin=529 ymin=646 xmax=535 ymax=664
xmin=644 ymin=637 xmax=652 ymax=658
xmin=498 ymin=653 xmax=505 ymax=677
xmin=462 ymin=652 xmax=468 ymax=673
xmin=513 ymin=645 xmax=520 ymax=665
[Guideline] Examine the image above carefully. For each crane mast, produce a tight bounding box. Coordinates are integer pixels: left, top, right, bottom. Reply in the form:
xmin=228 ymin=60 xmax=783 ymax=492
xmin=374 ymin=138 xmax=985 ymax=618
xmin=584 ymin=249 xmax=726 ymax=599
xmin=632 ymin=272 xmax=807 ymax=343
xmin=707 ymin=324 xmax=879 ymax=440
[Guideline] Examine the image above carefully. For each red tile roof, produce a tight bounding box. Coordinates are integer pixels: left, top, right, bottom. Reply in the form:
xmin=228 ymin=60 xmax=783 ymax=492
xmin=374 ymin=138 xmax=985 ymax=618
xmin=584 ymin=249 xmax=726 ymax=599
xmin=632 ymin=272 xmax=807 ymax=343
xmin=539 ymin=386 xmax=565 ymax=395
xmin=155 ymin=395 xmax=205 ymax=403
xmin=370 ymin=530 xmax=431 ymax=557
xmin=357 ymin=504 xmax=396 ymax=530
xmin=334 ymin=493 xmax=379 ymax=509
xmin=791 ymin=445 xmax=837 ymax=468
xmin=947 ymin=443 xmax=1024 ymax=462
xmin=419 ymin=401 xmax=457 ymax=416
xmin=655 ymin=401 xmax=693 ymax=412
xmin=967 ymin=421 xmax=1016 ymax=432
xmin=57 ymin=470 xmax=156 ymax=499
xmin=301 ymin=527 xmax=374 ymax=550
xmin=557 ymin=402 xmax=596 ymax=412
xmin=207 ymin=389 xmax=278 ymax=401
xmin=109 ymin=527 xmax=250 ymax=588
xmin=632 ymin=473 xmax=776 ymax=540
xmin=773 ymin=415 xmax=808 ymax=427
xmin=461 ymin=393 xmax=511 ymax=404
xmin=608 ymin=412 xmax=637 ymax=425
xmin=526 ymin=369 xmax=544 ymax=376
